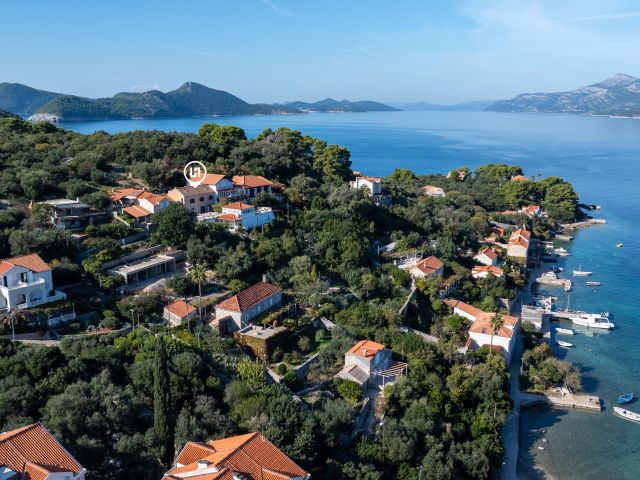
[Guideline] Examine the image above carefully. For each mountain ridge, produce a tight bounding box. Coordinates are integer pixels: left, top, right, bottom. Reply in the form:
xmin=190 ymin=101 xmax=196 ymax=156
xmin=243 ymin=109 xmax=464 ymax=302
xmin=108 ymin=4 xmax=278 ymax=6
xmin=487 ymin=73 xmax=640 ymax=117
xmin=0 ymin=82 xmax=397 ymax=120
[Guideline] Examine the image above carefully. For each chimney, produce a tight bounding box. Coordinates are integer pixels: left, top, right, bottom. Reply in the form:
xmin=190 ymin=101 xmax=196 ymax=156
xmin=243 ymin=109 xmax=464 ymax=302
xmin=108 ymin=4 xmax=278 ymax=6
xmin=362 ymin=348 xmax=368 ymax=356
xmin=262 ymin=274 xmax=268 ymax=283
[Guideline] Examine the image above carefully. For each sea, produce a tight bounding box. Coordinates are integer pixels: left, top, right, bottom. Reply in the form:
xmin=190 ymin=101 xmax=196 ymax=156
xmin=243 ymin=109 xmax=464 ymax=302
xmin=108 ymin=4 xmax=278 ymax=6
xmin=61 ymin=111 xmax=640 ymax=479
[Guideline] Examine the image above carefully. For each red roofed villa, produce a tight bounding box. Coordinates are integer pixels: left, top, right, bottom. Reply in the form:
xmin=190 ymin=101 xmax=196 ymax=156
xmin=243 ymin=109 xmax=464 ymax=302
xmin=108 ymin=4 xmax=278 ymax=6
xmin=472 ymin=265 xmax=505 ymax=279
xmin=0 ymin=253 xmax=66 ymax=311
xmin=164 ymin=299 xmax=198 ymax=326
xmin=213 ymin=282 xmax=282 ymax=333
xmin=403 ymin=255 xmax=444 ymax=279
xmin=165 ymin=431 xmax=309 ymax=480
xmin=0 ymin=423 xmax=85 ymax=480
xmin=473 ymin=247 xmax=500 ymax=266
xmin=336 ymin=340 xmax=407 ymax=387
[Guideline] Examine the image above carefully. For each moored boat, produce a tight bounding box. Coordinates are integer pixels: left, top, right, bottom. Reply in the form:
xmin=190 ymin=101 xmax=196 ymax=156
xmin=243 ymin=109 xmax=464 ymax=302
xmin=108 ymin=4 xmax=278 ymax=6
xmin=556 ymin=340 xmax=573 ymax=348
xmin=616 ymin=243 xmax=623 ymax=248
xmin=555 ymin=327 xmax=574 ymax=336
xmin=572 ymin=313 xmax=615 ymax=330
xmin=586 ymin=281 xmax=602 ymax=287
xmin=617 ymin=393 xmax=634 ymax=405
xmin=614 ymin=407 xmax=640 ymax=423
xmin=573 ymin=264 xmax=593 ymax=277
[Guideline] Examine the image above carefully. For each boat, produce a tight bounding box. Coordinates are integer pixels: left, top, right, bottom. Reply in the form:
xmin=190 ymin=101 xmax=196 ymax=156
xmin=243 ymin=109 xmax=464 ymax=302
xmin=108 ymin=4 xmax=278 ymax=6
xmin=617 ymin=393 xmax=634 ymax=404
xmin=556 ymin=340 xmax=573 ymax=348
xmin=614 ymin=407 xmax=640 ymax=423
xmin=616 ymin=243 xmax=623 ymax=248
xmin=572 ymin=313 xmax=615 ymax=330
xmin=573 ymin=264 xmax=593 ymax=277
xmin=586 ymin=281 xmax=602 ymax=287
xmin=564 ymin=284 xmax=572 ymax=292
xmin=554 ymin=247 xmax=570 ymax=257
xmin=556 ymin=328 xmax=574 ymax=336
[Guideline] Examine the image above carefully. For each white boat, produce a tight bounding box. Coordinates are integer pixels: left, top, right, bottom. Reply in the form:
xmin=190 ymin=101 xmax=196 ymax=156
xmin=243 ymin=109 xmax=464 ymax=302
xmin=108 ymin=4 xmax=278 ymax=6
xmin=556 ymin=328 xmax=575 ymax=336
xmin=573 ymin=264 xmax=593 ymax=277
xmin=554 ymin=247 xmax=570 ymax=257
xmin=572 ymin=313 xmax=615 ymax=330
xmin=564 ymin=284 xmax=572 ymax=292
xmin=614 ymin=407 xmax=640 ymax=423
xmin=556 ymin=340 xmax=573 ymax=348
xmin=586 ymin=281 xmax=602 ymax=287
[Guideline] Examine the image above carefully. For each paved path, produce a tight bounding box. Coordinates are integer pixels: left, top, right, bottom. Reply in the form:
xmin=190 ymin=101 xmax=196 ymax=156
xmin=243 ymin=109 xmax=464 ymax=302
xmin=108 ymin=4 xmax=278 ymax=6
xmin=501 ymin=329 xmax=523 ymax=480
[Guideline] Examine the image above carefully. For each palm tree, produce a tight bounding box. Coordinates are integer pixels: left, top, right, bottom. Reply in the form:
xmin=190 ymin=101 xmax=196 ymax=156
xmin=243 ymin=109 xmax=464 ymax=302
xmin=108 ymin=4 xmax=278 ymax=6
xmin=189 ymin=264 xmax=207 ymax=325
xmin=488 ymin=311 xmax=505 ymax=358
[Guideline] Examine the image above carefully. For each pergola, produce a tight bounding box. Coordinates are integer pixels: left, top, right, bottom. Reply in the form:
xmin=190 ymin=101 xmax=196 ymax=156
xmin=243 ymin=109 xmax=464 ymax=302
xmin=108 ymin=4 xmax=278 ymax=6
xmin=372 ymin=361 xmax=409 ymax=387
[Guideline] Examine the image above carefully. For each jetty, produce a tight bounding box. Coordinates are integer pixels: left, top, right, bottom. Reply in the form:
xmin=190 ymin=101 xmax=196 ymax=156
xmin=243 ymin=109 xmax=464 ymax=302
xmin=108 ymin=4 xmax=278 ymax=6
xmin=520 ymin=389 xmax=601 ymax=412
xmin=535 ymin=272 xmax=572 ymax=288
xmin=561 ymin=218 xmax=606 ymax=229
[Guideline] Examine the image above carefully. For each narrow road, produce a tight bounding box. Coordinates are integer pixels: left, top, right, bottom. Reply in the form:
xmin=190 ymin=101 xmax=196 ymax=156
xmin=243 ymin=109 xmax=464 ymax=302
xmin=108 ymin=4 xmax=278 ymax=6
xmin=501 ymin=330 xmax=523 ymax=480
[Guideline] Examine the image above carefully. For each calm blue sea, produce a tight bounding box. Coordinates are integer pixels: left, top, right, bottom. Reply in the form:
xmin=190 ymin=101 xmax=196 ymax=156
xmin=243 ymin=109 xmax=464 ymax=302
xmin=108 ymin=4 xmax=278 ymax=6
xmin=62 ymin=111 xmax=640 ymax=479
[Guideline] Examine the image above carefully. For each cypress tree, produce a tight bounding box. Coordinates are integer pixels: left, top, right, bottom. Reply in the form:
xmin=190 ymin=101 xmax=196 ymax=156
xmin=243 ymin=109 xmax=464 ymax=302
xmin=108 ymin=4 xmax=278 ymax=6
xmin=153 ymin=335 xmax=174 ymax=468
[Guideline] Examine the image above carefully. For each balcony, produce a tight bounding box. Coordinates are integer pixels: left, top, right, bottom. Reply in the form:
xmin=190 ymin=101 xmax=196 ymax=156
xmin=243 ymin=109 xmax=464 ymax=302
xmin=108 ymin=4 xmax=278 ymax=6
xmin=15 ymin=290 xmax=67 ymax=310
xmin=0 ymin=277 xmax=46 ymax=292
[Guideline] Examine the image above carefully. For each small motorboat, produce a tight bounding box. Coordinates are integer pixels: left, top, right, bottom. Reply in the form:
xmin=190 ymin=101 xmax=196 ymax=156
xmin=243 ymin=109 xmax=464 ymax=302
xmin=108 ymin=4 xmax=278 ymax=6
xmin=573 ymin=266 xmax=593 ymax=277
xmin=614 ymin=407 xmax=640 ymax=423
xmin=586 ymin=281 xmax=602 ymax=287
xmin=617 ymin=393 xmax=634 ymax=405
xmin=564 ymin=284 xmax=572 ymax=292
xmin=556 ymin=340 xmax=573 ymax=348
xmin=556 ymin=328 xmax=574 ymax=336
xmin=616 ymin=243 xmax=623 ymax=248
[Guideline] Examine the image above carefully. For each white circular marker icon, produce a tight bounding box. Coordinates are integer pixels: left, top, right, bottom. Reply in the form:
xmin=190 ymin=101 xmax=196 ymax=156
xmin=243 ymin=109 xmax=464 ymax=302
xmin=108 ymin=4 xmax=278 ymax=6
xmin=184 ymin=161 xmax=207 ymax=187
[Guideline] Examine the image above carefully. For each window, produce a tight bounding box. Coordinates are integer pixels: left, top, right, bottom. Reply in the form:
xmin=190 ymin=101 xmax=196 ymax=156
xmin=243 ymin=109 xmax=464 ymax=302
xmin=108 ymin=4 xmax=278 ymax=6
xmin=189 ymin=199 xmax=195 ymax=204
xmin=199 ymin=197 xmax=204 ymax=202
xmin=208 ymin=195 xmax=213 ymax=200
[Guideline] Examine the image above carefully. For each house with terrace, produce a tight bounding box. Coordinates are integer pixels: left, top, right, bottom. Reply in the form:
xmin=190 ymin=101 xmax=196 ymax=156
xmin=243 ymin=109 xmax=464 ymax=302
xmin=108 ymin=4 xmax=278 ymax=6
xmin=507 ymin=228 xmax=531 ymax=260
xmin=399 ymin=255 xmax=444 ymax=280
xmin=232 ymin=175 xmax=274 ymax=199
xmin=165 ymin=432 xmax=309 ymax=480
xmin=212 ymin=282 xmax=282 ymax=333
xmin=42 ymin=198 xmax=110 ymax=231
xmin=0 ymin=253 xmax=66 ymax=311
xmin=444 ymin=299 xmax=519 ymax=364
xmin=201 ymin=202 xmax=275 ymax=231
xmin=0 ymin=423 xmax=85 ymax=480
xmin=336 ymin=340 xmax=407 ymax=388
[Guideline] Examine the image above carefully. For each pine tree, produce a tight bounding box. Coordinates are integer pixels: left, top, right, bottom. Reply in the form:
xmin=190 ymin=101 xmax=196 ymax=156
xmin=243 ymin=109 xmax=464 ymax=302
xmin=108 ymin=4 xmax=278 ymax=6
xmin=153 ymin=335 xmax=174 ymax=468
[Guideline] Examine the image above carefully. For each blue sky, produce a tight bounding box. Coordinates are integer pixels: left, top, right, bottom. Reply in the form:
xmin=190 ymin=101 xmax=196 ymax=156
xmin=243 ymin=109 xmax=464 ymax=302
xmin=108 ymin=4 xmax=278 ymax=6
xmin=3 ymin=0 xmax=640 ymax=103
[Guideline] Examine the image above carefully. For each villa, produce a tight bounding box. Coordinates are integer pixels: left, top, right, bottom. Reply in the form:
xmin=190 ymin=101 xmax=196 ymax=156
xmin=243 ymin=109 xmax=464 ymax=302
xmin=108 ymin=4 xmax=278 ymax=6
xmin=445 ymin=299 xmax=519 ymax=364
xmin=42 ymin=198 xmax=109 ymax=231
xmin=350 ymin=175 xmax=382 ymax=195
xmin=520 ymin=205 xmax=544 ymax=218
xmin=0 ymin=423 xmax=86 ymax=480
xmin=473 ymin=247 xmax=499 ymax=266
xmin=232 ymin=174 xmax=274 ymax=198
xmin=0 ymin=253 xmax=66 ymax=311
xmin=165 ymin=432 xmax=309 ymax=480
xmin=167 ymin=185 xmax=216 ymax=214
xmin=213 ymin=281 xmax=282 ymax=333
xmin=401 ymin=255 xmax=444 ymax=279
xmin=201 ymin=202 xmax=275 ymax=231
xmin=507 ymin=228 xmax=531 ymax=259
xmin=110 ymin=252 xmax=180 ymax=288
xmin=336 ymin=339 xmax=407 ymax=388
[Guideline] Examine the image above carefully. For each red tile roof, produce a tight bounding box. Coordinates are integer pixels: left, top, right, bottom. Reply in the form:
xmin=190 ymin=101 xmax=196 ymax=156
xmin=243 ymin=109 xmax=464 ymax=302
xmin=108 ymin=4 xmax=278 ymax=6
xmin=217 ymin=213 xmax=240 ymax=222
xmin=143 ymin=194 xmax=171 ymax=206
xmin=224 ymin=202 xmax=253 ymax=211
xmin=232 ymin=175 xmax=274 ymax=188
xmin=109 ymin=188 xmax=145 ymax=201
xmin=165 ymin=300 xmax=197 ymax=318
xmin=472 ymin=265 xmax=504 ymax=277
xmin=0 ymin=253 xmax=50 ymax=275
xmin=166 ymin=432 xmax=308 ymax=480
xmin=216 ymin=282 xmax=281 ymax=313
xmin=413 ymin=255 xmax=444 ymax=276
xmin=0 ymin=423 xmax=83 ymax=480
xmin=511 ymin=175 xmax=529 ymax=181
xmin=444 ymin=299 xmax=517 ymax=333
xmin=123 ymin=205 xmax=152 ymax=218
xmin=475 ymin=247 xmax=498 ymax=261
xmin=347 ymin=339 xmax=386 ymax=358
xmin=202 ymin=173 xmax=228 ymax=186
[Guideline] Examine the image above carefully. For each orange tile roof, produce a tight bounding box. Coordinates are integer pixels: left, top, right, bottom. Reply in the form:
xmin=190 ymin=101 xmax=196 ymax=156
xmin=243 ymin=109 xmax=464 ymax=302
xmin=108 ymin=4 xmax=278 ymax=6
xmin=216 ymin=282 xmax=281 ymax=313
xmin=0 ymin=253 xmax=50 ymax=275
xmin=444 ymin=299 xmax=485 ymax=319
xmin=137 ymin=191 xmax=154 ymax=200
xmin=202 ymin=173 xmax=228 ymax=186
xmin=521 ymin=205 xmax=541 ymax=216
xmin=355 ymin=175 xmax=382 ymax=183
xmin=165 ymin=300 xmax=197 ymax=318
xmin=347 ymin=339 xmax=386 ymax=358
xmin=232 ymin=175 xmax=273 ymax=188
xmin=421 ymin=185 xmax=445 ymax=195
xmin=508 ymin=228 xmax=531 ymax=248
xmin=123 ymin=205 xmax=152 ymax=218
xmin=414 ymin=255 xmax=444 ymax=276
xmin=143 ymin=194 xmax=171 ymax=206
xmin=109 ymin=188 xmax=145 ymax=201
xmin=511 ymin=175 xmax=529 ymax=181
xmin=469 ymin=316 xmax=514 ymax=339
xmin=472 ymin=265 xmax=504 ymax=277
xmin=224 ymin=202 xmax=253 ymax=211
xmin=217 ymin=213 xmax=240 ymax=222
xmin=166 ymin=432 xmax=308 ymax=480
xmin=476 ymin=247 xmax=498 ymax=261
xmin=0 ymin=423 xmax=83 ymax=480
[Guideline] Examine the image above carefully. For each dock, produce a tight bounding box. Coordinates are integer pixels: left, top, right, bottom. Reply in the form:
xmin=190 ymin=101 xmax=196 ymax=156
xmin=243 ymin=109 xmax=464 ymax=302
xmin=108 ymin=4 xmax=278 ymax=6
xmin=536 ymin=275 xmax=571 ymax=288
xmin=520 ymin=389 xmax=602 ymax=412
xmin=561 ymin=218 xmax=606 ymax=230
xmin=554 ymin=234 xmax=574 ymax=242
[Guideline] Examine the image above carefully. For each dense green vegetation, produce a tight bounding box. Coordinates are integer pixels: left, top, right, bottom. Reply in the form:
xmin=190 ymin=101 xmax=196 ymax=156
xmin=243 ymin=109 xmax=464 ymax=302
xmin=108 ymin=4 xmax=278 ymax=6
xmin=0 ymin=117 xmax=584 ymax=479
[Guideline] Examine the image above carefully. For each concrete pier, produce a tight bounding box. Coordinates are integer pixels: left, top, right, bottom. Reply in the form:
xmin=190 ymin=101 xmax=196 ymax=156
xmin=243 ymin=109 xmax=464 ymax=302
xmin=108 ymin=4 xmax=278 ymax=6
xmin=520 ymin=389 xmax=602 ymax=412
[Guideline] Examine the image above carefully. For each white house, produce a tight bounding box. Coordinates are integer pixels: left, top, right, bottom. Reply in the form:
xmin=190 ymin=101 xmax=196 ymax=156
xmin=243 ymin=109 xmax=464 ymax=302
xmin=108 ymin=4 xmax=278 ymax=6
xmin=213 ymin=282 xmax=282 ymax=333
xmin=473 ymin=247 xmax=499 ymax=266
xmin=401 ymin=255 xmax=444 ymax=279
xmin=421 ymin=185 xmax=446 ymax=197
xmin=520 ymin=205 xmax=544 ymax=218
xmin=507 ymin=228 xmax=531 ymax=259
xmin=350 ymin=175 xmax=382 ymax=195
xmin=163 ymin=299 xmax=198 ymax=326
xmin=166 ymin=432 xmax=310 ymax=480
xmin=0 ymin=423 xmax=85 ymax=480
xmin=445 ymin=299 xmax=519 ymax=364
xmin=214 ymin=202 xmax=275 ymax=231
xmin=472 ymin=265 xmax=505 ymax=279
xmin=0 ymin=254 xmax=66 ymax=311
xmin=336 ymin=340 xmax=391 ymax=386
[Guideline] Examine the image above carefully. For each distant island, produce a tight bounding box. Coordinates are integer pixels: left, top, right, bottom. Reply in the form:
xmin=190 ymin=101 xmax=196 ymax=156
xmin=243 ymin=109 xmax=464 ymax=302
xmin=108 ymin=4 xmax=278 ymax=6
xmin=0 ymin=81 xmax=397 ymax=121
xmin=390 ymin=100 xmax=495 ymax=112
xmin=486 ymin=73 xmax=640 ymax=117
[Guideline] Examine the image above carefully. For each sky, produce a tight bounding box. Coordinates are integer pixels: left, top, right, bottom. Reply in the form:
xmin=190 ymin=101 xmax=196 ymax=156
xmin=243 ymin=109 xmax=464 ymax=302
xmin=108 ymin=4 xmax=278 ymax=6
xmin=2 ymin=0 xmax=640 ymax=104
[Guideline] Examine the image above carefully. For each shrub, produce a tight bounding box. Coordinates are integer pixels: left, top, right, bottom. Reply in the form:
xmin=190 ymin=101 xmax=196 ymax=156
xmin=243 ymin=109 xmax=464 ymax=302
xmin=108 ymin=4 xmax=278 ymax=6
xmin=276 ymin=363 xmax=287 ymax=376
xmin=100 ymin=317 xmax=119 ymax=330
xmin=282 ymin=371 xmax=302 ymax=391
xmin=336 ymin=379 xmax=363 ymax=405
xmin=297 ymin=336 xmax=311 ymax=353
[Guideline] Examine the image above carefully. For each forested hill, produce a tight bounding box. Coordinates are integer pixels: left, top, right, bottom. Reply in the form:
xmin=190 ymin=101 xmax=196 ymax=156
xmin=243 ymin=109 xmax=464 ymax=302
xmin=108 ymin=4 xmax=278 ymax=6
xmin=487 ymin=73 xmax=640 ymax=117
xmin=0 ymin=81 xmax=398 ymax=120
